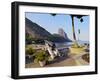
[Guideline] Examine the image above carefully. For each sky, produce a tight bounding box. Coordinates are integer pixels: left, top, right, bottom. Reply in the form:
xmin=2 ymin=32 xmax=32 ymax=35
xmin=25 ymin=12 xmax=89 ymax=41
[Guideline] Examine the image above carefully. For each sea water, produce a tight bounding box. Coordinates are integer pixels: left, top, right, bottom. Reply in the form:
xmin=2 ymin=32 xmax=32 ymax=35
xmin=55 ymin=40 xmax=89 ymax=48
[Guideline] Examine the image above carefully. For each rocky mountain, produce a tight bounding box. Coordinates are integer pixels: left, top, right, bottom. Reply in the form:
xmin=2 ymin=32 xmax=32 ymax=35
xmin=58 ymin=28 xmax=71 ymax=42
xmin=25 ymin=18 xmax=52 ymax=39
xmin=51 ymin=34 xmax=71 ymax=42
xmin=25 ymin=18 xmax=71 ymax=43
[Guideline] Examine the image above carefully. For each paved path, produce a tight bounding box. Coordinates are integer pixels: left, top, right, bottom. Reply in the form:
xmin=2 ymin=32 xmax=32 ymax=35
xmin=25 ymin=52 xmax=89 ymax=68
xmin=25 ymin=58 xmax=77 ymax=68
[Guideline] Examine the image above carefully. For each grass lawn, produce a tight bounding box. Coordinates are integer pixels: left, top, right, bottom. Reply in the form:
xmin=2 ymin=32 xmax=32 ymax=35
xmin=70 ymin=47 xmax=85 ymax=54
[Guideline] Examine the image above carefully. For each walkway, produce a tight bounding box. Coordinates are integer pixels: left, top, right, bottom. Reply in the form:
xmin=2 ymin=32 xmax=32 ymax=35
xmin=25 ymin=52 xmax=89 ymax=68
xmin=69 ymin=52 xmax=89 ymax=65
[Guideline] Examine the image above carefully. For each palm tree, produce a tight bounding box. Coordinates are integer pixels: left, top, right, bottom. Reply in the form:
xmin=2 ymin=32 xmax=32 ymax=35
xmin=51 ymin=14 xmax=86 ymax=46
xmin=70 ymin=15 xmax=84 ymax=47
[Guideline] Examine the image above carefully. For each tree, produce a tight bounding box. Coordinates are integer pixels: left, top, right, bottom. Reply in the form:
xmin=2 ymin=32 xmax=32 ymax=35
xmin=70 ymin=15 xmax=85 ymax=47
xmin=51 ymin=14 xmax=87 ymax=47
xmin=26 ymin=33 xmax=33 ymax=44
xmin=26 ymin=47 xmax=36 ymax=55
xmin=35 ymin=50 xmax=48 ymax=62
xmin=35 ymin=50 xmax=48 ymax=67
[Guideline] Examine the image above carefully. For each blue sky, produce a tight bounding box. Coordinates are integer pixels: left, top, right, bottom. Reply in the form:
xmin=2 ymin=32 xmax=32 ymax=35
xmin=25 ymin=12 xmax=89 ymax=41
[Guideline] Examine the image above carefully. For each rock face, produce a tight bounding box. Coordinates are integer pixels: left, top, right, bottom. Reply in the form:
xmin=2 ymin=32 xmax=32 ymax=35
xmin=58 ymin=28 xmax=71 ymax=42
xmin=25 ymin=18 xmax=71 ymax=43
xmin=25 ymin=18 xmax=52 ymax=39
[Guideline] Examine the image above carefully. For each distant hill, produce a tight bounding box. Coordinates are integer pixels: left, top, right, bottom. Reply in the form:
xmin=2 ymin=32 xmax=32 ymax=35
xmin=25 ymin=18 xmax=71 ymax=43
xmin=58 ymin=28 xmax=71 ymax=42
xmin=48 ymin=34 xmax=71 ymax=43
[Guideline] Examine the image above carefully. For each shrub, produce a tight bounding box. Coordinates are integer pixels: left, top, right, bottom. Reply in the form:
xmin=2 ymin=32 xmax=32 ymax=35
xmin=26 ymin=47 xmax=36 ymax=55
xmin=35 ymin=50 xmax=48 ymax=62
xmin=82 ymin=54 xmax=89 ymax=63
xmin=26 ymin=33 xmax=33 ymax=44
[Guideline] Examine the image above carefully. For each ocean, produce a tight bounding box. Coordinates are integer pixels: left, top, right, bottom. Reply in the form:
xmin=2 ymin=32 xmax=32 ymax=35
xmin=55 ymin=40 xmax=89 ymax=48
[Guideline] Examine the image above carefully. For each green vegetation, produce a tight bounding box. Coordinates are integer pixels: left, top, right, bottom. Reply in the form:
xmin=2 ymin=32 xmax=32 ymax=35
xmin=70 ymin=45 xmax=84 ymax=54
xmin=71 ymin=43 xmax=84 ymax=48
xmin=26 ymin=33 xmax=33 ymax=44
xmin=35 ymin=50 xmax=49 ymax=62
xmin=26 ymin=32 xmax=45 ymax=44
xmin=25 ymin=46 xmax=50 ymax=66
xmin=25 ymin=47 xmax=36 ymax=55
xmin=32 ymin=39 xmax=44 ymax=44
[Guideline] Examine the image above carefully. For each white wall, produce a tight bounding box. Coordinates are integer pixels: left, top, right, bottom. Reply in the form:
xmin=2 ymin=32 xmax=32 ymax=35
xmin=0 ymin=0 xmax=99 ymax=81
